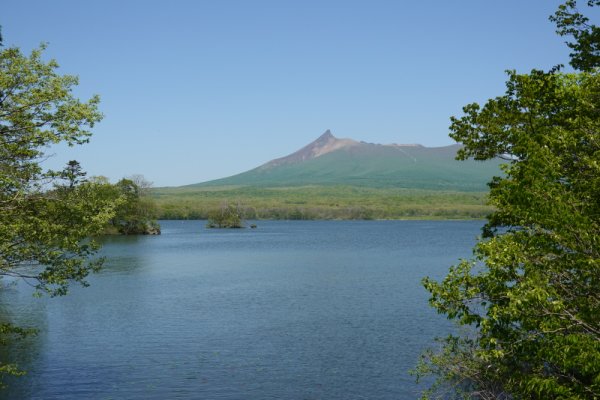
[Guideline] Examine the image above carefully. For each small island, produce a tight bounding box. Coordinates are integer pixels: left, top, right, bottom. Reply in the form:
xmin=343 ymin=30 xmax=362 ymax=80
xmin=206 ymin=203 xmax=245 ymax=229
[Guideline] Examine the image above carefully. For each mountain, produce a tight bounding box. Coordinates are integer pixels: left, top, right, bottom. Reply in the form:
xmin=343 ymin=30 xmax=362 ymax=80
xmin=260 ymin=130 xmax=359 ymax=168
xmin=187 ymin=130 xmax=502 ymax=191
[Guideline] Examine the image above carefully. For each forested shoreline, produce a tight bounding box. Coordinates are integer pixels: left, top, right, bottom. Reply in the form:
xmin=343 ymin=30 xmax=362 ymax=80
xmin=152 ymin=186 xmax=493 ymax=220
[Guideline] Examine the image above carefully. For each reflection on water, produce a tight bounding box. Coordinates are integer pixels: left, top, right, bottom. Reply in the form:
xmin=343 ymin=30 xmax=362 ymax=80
xmin=0 ymin=220 xmax=482 ymax=400
xmin=0 ymin=283 xmax=47 ymax=389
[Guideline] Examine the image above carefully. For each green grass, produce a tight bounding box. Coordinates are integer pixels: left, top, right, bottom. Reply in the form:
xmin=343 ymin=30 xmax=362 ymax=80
xmin=151 ymin=185 xmax=493 ymax=220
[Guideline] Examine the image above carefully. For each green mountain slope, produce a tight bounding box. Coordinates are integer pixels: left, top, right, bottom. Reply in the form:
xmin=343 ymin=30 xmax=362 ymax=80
xmin=188 ymin=131 xmax=502 ymax=192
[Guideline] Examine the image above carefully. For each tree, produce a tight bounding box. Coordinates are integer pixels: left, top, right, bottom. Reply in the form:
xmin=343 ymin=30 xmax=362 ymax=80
xmin=59 ymin=160 xmax=87 ymax=189
xmin=109 ymin=176 xmax=160 ymax=235
xmin=551 ymin=0 xmax=600 ymax=71
xmin=417 ymin=4 xmax=600 ymax=399
xmin=417 ymin=69 xmax=600 ymax=399
xmin=206 ymin=202 xmax=245 ymax=228
xmin=0 ymin=44 xmax=118 ymax=377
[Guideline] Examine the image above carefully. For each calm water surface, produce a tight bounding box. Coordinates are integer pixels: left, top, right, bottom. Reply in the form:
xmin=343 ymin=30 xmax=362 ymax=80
xmin=0 ymin=220 xmax=482 ymax=399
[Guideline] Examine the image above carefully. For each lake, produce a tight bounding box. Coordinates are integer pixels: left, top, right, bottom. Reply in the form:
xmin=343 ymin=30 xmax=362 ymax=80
xmin=0 ymin=220 xmax=482 ymax=399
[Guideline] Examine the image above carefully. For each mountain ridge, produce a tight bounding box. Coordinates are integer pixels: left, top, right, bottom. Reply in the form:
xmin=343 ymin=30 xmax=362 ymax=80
xmin=259 ymin=130 xmax=360 ymax=168
xmin=260 ymin=129 xmax=432 ymax=169
xmin=185 ymin=130 xmax=501 ymax=192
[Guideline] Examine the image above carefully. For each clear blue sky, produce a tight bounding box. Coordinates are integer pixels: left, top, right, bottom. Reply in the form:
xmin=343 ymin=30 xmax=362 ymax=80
xmin=3 ymin=1 xmax=570 ymax=186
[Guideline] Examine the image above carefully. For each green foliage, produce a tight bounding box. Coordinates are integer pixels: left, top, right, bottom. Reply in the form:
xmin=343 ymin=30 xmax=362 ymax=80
xmin=206 ymin=203 xmax=245 ymax=228
xmin=419 ymin=69 xmax=600 ymax=398
xmin=551 ymin=1 xmax=600 ymax=71
xmin=418 ymin=5 xmax=600 ymax=397
xmin=59 ymin=160 xmax=87 ymax=189
xmin=0 ymin=44 xmax=109 ymax=293
xmin=0 ymin=45 xmax=118 ymax=377
xmin=110 ymin=177 xmax=160 ymax=235
xmin=0 ymin=324 xmax=36 ymax=387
